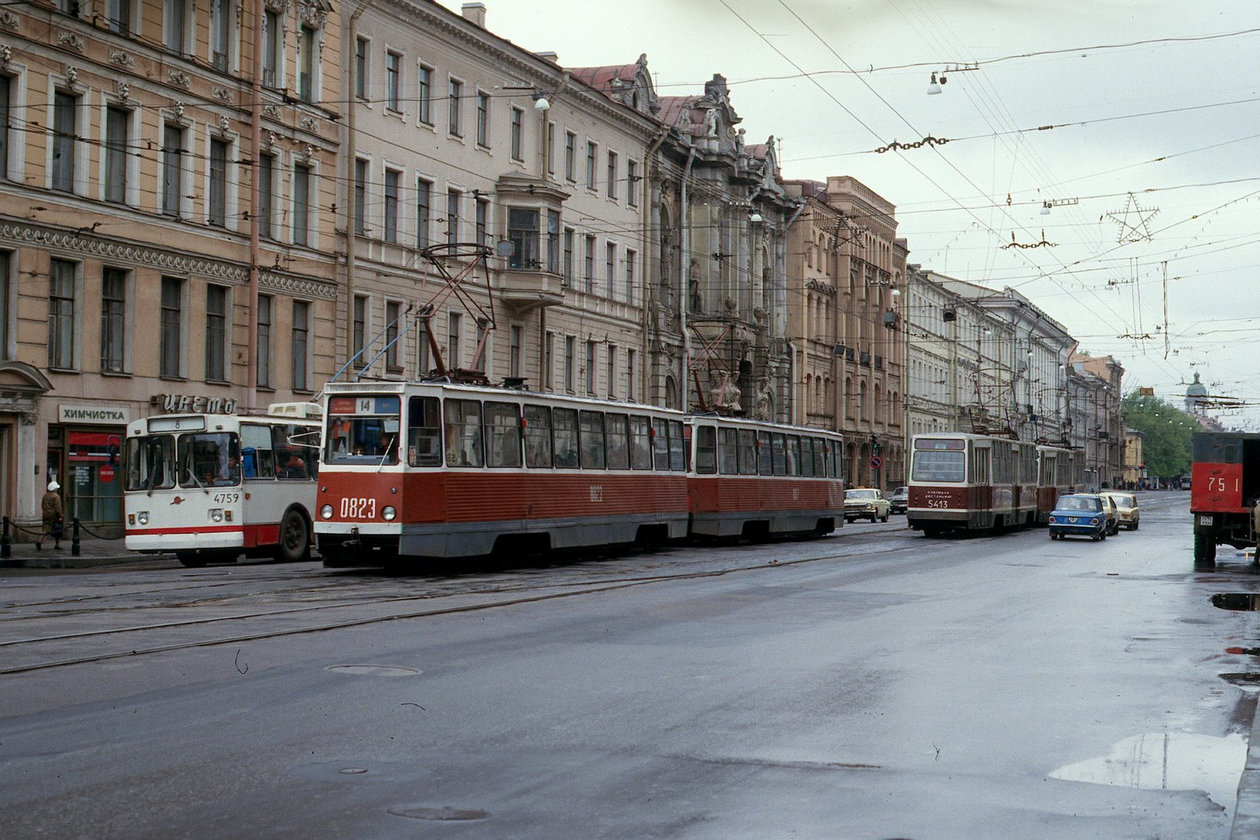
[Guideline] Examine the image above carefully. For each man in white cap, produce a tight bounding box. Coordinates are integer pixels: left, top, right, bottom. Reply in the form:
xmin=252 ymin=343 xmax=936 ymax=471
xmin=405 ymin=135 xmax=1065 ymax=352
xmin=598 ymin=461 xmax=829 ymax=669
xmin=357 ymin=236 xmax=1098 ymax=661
xmin=37 ymin=480 xmax=63 ymax=550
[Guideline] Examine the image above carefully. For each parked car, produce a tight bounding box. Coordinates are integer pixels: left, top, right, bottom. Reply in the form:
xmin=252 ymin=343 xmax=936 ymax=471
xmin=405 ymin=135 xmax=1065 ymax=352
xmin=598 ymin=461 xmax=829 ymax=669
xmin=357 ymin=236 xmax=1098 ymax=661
xmin=1099 ymin=493 xmax=1120 ymax=535
xmin=889 ymin=486 xmax=909 ymax=514
xmin=1048 ymin=494 xmax=1109 ymax=541
xmin=1101 ymin=491 xmax=1139 ymax=530
xmin=845 ymin=488 xmax=891 ymax=523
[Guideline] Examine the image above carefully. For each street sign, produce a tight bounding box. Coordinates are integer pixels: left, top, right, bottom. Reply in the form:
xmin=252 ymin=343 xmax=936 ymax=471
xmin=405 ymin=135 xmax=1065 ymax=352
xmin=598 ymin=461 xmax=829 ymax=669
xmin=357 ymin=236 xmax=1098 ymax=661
xmin=99 ymin=464 xmax=115 ymax=483
xmin=871 ymin=455 xmax=883 ymax=469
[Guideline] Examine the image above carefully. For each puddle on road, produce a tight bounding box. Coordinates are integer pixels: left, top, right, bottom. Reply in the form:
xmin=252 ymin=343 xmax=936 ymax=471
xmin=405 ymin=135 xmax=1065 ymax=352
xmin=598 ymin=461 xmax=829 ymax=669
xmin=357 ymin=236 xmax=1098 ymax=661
xmin=1049 ymin=732 xmax=1247 ymax=812
xmin=1212 ymin=593 xmax=1260 ymax=611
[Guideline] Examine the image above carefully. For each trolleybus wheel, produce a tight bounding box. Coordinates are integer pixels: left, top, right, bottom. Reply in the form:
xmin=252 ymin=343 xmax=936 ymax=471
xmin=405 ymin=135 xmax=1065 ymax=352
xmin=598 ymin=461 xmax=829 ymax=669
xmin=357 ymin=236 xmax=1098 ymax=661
xmin=176 ymin=551 xmax=207 ymax=568
xmin=275 ymin=508 xmax=312 ymax=562
xmin=1193 ymin=532 xmax=1217 ymax=566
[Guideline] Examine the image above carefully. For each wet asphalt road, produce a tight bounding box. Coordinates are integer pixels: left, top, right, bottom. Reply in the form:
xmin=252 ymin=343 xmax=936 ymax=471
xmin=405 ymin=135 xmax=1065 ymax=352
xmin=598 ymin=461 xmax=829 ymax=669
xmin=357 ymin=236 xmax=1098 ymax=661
xmin=2 ymin=491 xmax=1258 ymax=839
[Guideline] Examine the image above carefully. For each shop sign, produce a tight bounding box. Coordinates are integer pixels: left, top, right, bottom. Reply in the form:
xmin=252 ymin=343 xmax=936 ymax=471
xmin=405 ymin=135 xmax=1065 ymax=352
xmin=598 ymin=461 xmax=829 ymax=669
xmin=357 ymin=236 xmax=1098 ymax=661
xmin=58 ymin=404 xmax=130 ymax=425
xmin=152 ymin=394 xmax=239 ymax=415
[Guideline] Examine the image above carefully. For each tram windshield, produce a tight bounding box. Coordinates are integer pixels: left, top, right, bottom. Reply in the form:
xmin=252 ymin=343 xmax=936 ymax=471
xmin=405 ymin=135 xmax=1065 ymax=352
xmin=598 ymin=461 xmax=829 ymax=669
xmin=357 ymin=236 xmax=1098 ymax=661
xmin=911 ymin=449 xmax=966 ymax=483
xmin=326 ymin=396 xmax=401 ymax=465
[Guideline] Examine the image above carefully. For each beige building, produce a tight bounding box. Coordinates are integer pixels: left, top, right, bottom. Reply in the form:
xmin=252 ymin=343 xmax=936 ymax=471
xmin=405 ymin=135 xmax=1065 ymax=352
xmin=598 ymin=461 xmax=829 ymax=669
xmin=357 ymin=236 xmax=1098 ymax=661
xmin=785 ymin=177 xmax=906 ymax=489
xmin=0 ymin=0 xmax=342 ymax=533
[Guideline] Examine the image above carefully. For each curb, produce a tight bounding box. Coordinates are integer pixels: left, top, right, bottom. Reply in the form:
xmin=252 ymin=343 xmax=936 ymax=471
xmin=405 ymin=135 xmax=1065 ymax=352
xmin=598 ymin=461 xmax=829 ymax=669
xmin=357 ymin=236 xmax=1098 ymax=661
xmin=1233 ymin=699 xmax=1260 ymax=837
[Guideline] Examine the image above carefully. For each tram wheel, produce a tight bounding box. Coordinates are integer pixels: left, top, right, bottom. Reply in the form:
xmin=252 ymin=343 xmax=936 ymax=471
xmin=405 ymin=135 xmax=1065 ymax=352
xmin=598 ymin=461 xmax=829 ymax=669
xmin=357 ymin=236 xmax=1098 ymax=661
xmin=275 ymin=508 xmax=312 ymax=562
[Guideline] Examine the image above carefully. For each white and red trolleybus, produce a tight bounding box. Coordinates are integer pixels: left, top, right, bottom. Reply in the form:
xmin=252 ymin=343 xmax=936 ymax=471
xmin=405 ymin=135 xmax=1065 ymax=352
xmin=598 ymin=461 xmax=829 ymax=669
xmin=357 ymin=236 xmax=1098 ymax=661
xmin=1034 ymin=443 xmax=1084 ymax=525
xmin=907 ymin=431 xmax=1037 ymax=536
xmin=124 ymin=403 xmax=321 ymax=567
xmin=314 ymin=381 xmax=848 ymax=567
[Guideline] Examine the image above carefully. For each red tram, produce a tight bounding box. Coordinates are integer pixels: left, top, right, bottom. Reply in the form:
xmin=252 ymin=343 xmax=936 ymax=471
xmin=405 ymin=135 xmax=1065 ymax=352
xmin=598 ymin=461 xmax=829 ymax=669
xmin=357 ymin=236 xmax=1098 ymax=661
xmin=314 ymin=381 xmax=846 ymax=567
xmin=906 ymin=432 xmax=1037 ymax=536
xmin=1034 ymin=443 xmax=1084 ymax=525
xmin=1190 ymin=431 xmax=1260 ymax=565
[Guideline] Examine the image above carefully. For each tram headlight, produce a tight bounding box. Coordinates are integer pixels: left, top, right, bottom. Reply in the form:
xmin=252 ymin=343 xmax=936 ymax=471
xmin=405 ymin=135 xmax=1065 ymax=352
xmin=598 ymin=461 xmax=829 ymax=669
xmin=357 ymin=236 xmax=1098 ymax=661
xmin=137 ymin=511 xmax=149 ymax=526
xmin=209 ymin=508 xmax=224 ymax=523
xmin=383 ymin=505 xmax=397 ymax=521
xmin=320 ymin=504 xmax=334 ymax=520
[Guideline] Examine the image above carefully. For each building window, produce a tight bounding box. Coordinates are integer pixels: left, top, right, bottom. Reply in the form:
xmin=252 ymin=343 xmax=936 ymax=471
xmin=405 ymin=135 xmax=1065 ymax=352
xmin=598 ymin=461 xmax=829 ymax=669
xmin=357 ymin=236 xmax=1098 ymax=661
xmin=509 ymin=325 xmax=522 ymax=378
xmin=605 ymin=242 xmax=616 ymax=296
xmin=297 ymin=25 xmax=316 ymax=104
xmin=625 ymin=249 xmax=636 ymax=305
xmin=563 ymin=227 xmax=574 ymax=284
xmin=417 ymin=64 xmax=433 ymax=124
xmin=352 ymin=294 xmax=367 ymax=366
xmin=446 ymin=189 xmax=460 ymax=245
xmin=161 ymin=122 xmax=184 ymax=217
xmin=208 ymin=137 xmax=229 ymax=226
xmin=546 ymin=121 xmax=555 ymax=174
xmin=564 ymin=131 xmax=576 ymax=181
xmin=160 ymin=276 xmax=183 ymax=378
xmin=210 ymin=0 xmax=232 ymax=71
xmin=543 ymin=331 xmax=554 ymax=389
xmin=475 ymin=196 xmax=489 ymax=246
xmin=164 ymin=0 xmax=188 ymax=53
xmin=585 ymin=141 xmax=597 ymax=189
xmin=416 ymin=316 xmax=430 ymax=373
xmin=257 ymin=294 xmax=272 ymax=389
xmin=626 ymin=348 xmax=636 ymax=401
xmin=291 ymin=300 xmax=309 ymax=389
xmin=263 ymin=8 xmax=281 ymax=87
xmin=510 ymin=107 xmax=523 ymax=160
xmin=206 ymin=285 xmax=228 ymax=381
xmin=385 ymin=300 xmax=401 ymax=370
xmin=416 ymin=177 xmax=431 ymax=248
xmin=354 ymin=37 xmax=368 ymax=100
xmin=48 ymin=259 xmax=76 ymax=370
xmin=448 ymin=78 xmax=463 ymax=136
xmin=564 ymin=335 xmax=575 ymax=392
xmin=258 ymin=153 xmax=274 ymax=239
xmin=107 ymin=0 xmax=133 ymax=36
xmin=100 ymin=267 xmax=126 ymax=373
xmin=546 ymin=210 xmax=560 ymax=274
xmin=383 ymin=168 xmax=400 ymax=243
xmin=52 ymin=90 xmax=77 ymax=193
xmin=607 ymin=151 xmax=618 ymax=199
xmin=293 ymin=162 xmax=311 ymax=247
xmin=607 ymin=345 xmax=616 ymax=399
xmin=627 ymin=160 xmax=639 ymax=207
xmin=585 ymin=340 xmax=596 ymax=394
xmin=508 ymin=208 xmax=539 ymax=269
xmin=0 ymin=76 xmax=9 ymax=181
xmin=0 ymin=250 xmax=9 ymax=357
xmin=385 ymin=51 xmax=401 ymax=111
xmin=353 ymin=158 xmax=367 ymax=235
xmin=584 ymin=235 xmax=595 ymax=293
xmin=447 ymin=311 xmax=461 ymax=368
xmin=103 ymin=105 xmax=129 ymax=204
xmin=475 ymin=91 xmax=489 ymax=147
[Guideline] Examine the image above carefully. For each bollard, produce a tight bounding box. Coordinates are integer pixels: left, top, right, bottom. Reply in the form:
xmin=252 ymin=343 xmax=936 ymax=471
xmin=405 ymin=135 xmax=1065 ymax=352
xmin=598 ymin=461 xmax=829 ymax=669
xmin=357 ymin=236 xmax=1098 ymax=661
xmin=71 ymin=517 xmax=81 ymax=557
xmin=1 ymin=516 xmax=9 ymax=558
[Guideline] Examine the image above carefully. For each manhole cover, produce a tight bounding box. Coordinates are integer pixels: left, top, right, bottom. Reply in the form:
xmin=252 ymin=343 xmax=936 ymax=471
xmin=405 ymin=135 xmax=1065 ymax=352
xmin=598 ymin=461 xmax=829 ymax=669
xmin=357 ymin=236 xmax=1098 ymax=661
xmin=326 ymin=664 xmax=422 ymax=677
xmin=388 ymin=806 xmax=489 ymax=822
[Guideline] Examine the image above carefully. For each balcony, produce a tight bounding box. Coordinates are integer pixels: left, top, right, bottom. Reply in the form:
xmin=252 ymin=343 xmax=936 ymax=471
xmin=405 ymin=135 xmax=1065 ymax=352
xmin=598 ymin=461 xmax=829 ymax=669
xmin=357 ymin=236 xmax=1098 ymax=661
xmin=498 ymin=267 xmax=566 ymax=312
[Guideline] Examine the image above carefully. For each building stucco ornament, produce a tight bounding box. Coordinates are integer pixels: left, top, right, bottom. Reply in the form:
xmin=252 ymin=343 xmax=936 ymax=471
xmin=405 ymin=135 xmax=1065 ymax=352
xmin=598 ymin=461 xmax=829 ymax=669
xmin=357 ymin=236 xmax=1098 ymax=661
xmin=116 ymin=82 xmax=131 ymax=102
xmin=0 ymin=44 xmax=10 ymax=68
xmin=173 ymin=101 xmax=185 ymax=118
xmin=0 ymin=10 xmax=18 ymax=29
xmin=168 ymin=69 xmax=192 ymax=90
xmin=64 ymin=66 xmax=79 ymax=86
xmin=263 ymin=104 xmax=282 ymax=119
xmin=303 ymin=144 xmax=315 ymax=163
xmin=264 ymin=0 xmax=288 ymax=10
xmin=57 ymin=32 xmax=85 ymax=52
xmin=217 ymin=114 xmax=230 ymax=131
xmin=298 ymin=0 xmax=330 ymax=28
xmin=299 ymin=114 xmax=317 ymax=131
xmin=109 ymin=49 xmax=134 ymax=68
xmin=212 ymin=85 xmax=233 ymax=102
xmin=264 ymin=131 xmax=277 ymax=150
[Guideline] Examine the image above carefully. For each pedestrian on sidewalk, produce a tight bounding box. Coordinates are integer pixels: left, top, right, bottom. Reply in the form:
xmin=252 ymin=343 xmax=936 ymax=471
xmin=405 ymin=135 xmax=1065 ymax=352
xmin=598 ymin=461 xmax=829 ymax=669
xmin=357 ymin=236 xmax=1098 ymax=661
xmin=36 ymin=480 xmax=63 ymax=550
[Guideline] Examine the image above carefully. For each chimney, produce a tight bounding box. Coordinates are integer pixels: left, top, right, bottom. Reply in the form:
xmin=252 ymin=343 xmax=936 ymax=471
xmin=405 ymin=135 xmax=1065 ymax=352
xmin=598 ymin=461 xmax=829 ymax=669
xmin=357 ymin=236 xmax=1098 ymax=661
xmin=535 ymin=51 xmax=559 ymax=64
xmin=461 ymin=3 xmax=486 ymax=27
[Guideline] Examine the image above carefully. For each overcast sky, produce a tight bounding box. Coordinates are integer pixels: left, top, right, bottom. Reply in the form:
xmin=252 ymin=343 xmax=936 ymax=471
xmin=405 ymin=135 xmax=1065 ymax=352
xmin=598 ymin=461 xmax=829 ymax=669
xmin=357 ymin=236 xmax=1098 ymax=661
xmin=440 ymin=0 xmax=1260 ymax=429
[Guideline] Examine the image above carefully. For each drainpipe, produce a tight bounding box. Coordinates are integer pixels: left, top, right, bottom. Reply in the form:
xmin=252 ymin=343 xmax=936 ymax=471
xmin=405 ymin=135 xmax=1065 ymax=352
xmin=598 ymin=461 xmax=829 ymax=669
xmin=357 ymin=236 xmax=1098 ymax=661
xmin=785 ymin=338 xmax=799 ymax=424
xmin=679 ymin=143 xmax=696 ymax=412
xmin=343 ymin=0 xmax=372 ymax=379
xmin=640 ymin=126 xmax=668 ymax=403
xmin=246 ymin=0 xmax=264 ymax=410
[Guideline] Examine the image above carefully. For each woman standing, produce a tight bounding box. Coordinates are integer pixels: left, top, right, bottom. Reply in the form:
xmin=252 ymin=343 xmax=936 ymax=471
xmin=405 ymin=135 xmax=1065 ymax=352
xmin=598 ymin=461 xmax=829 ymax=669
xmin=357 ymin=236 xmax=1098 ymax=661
xmin=36 ymin=480 xmax=63 ymax=550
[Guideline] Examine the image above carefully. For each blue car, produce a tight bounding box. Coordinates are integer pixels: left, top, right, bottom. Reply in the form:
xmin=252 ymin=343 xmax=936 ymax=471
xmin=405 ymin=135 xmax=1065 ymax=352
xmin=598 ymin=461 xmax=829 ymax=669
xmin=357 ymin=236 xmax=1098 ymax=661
xmin=1048 ymin=494 xmax=1109 ymax=541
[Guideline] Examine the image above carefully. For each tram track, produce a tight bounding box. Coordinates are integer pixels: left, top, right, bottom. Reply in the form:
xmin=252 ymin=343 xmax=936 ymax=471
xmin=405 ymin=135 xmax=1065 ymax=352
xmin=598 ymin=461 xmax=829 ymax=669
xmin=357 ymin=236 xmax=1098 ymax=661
xmin=2 ymin=538 xmax=921 ymax=675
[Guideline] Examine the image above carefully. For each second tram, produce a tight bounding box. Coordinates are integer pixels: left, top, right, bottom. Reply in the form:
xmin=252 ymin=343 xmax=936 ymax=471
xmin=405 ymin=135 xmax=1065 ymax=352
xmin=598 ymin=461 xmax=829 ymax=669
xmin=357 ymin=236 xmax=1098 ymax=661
xmin=907 ymin=432 xmax=1037 ymax=536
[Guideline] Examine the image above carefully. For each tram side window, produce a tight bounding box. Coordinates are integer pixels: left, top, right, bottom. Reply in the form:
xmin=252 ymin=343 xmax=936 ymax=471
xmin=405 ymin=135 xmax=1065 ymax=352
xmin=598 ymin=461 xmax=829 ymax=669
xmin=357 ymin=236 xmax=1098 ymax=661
xmin=628 ymin=415 xmax=652 ymax=470
xmin=554 ymin=408 xmax=579 ymax=467
xmin=444 ymin=399 xmax=484 ymax=467
xmin=668 ymin=420 xmax=685 ymax=471
xmin=694 ymin=425 xmax=717 ymax=475
xmin=125 ymin=435 xmax=175 ymax=491
xmin=579 ymin=411 xmax=606 ymax=469
xmin=240 ymin=424 xmax=274 ymax=479
xmin=1042 ymin=456 xmax=1057 ymax=486
xmin=652 ymin=417 xmax=669 ymax=470
xmin=717 ymin=427 xmax=738 ymax=474
xmin=971 ymin=447 xmax=991 ymax=485
xmin=523 ymin=404 xmax=553 ymax=468
xmin=814 ymin=439 xmax=827 ymax=477
xmin=787 ymin=436 xmax=801 ymax=476
xmin=772 ymin=433 xmax=787 ymax=476
xmin=800 ymin=438 xmax=815 ymax=477
xmin=737 ymin=429 xmax=756 ymax=475
xmin=484 ymin=402 xmax=522 ymax=468
xmin=408 ymin=396 xmax=443 ymax=467
xmin=606 ymin=413 xmax=630 ymax=470
xmin=758 ymin=431 xmax=773 ymax=475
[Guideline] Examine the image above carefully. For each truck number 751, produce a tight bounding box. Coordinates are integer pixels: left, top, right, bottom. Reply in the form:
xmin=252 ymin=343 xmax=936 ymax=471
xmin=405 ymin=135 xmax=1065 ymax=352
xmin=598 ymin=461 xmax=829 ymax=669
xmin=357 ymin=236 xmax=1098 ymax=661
xmin=1207 ymin=477 xmax=1239 ymax=493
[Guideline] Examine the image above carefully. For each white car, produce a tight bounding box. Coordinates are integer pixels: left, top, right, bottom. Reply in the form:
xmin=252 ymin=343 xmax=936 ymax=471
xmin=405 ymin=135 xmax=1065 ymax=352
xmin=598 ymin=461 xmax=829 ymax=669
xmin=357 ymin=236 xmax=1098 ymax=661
xmin=845 ymin=488 xmax=891 ymax=523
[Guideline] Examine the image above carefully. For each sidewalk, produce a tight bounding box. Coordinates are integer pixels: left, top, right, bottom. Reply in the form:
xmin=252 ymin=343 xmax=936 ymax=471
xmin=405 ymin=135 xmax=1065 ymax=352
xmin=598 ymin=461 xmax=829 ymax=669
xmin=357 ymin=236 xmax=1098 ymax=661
xmin=0 ymin=535 xmax=176 ymax=570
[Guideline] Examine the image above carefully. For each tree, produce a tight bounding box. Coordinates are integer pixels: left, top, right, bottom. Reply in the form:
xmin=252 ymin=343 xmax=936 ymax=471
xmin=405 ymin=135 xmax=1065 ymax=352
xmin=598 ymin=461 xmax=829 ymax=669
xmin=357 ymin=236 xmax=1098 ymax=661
xmin=1121 ymin=391 xmax=1195 ymax=478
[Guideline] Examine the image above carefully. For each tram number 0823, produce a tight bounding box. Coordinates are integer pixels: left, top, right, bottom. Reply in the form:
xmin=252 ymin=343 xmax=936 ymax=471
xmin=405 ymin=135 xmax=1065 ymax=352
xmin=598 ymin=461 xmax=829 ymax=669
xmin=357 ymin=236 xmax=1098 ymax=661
xmin=340 ymin=497 xmax=377 ymax=519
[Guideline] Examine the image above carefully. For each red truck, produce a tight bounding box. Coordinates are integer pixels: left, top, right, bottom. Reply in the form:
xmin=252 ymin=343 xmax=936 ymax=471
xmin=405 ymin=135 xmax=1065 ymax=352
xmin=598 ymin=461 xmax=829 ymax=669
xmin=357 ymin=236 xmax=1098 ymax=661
xmin=1191 ymin=432 xmax=1260 ymax=566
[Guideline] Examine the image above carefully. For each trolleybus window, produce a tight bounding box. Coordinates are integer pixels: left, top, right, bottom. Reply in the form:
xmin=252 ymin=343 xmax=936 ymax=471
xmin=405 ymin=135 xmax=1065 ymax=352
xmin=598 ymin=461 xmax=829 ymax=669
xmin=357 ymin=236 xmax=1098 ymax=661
xmin=125 ymin=435 xmax=175 ymax=491
xmin=179 ymin=433 xmax=240 ymax=488
xmin=579 ymin=411 xmax=606 ymax=470
xmin=276 ymin=424 xmax=317 ymax=479
xmin=694 ymin=424 xmax=717 ymax=475
xmin=484 ymin=402 xmax=522 ymax=468
xmin=717 ymin=427 xmax=738 ymax=474
xmin=240 ymin=424 xmax=275 ymax=478
xmin=554 ymin=408 xmax=579 ymax=467
xmin=606 ymin=413 xmax=630 ymax=471
xmin=629 ymin=415 xmax=652 ymax=470
xmin=523 ymin=404 xmax=553 ymax=469
xmin=407 ymin=396 xmax=442 ymax=467
xmin=443 ymin=399 xmax=483 ymax=467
